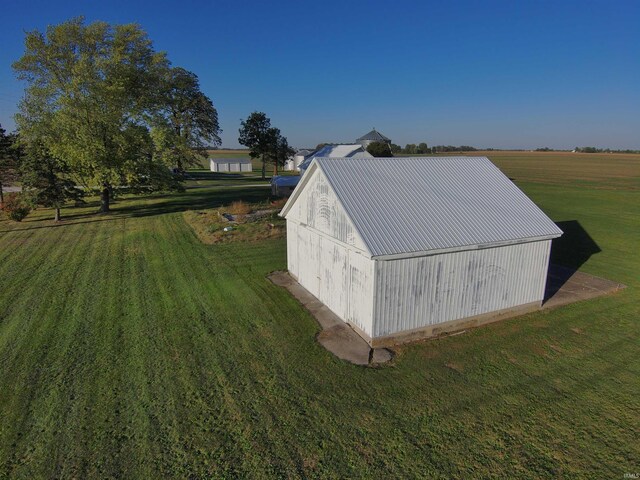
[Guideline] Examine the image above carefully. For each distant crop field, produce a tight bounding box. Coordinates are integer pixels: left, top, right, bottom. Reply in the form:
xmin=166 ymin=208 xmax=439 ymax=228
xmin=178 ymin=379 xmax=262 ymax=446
xmin=0 ymin=151 xmax=638 ymax=477
xmin=482 ymin=151 xmax=640 ymax=190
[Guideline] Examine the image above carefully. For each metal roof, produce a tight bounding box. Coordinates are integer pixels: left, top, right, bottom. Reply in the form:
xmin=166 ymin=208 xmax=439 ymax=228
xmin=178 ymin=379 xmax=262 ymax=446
xmin=209 ymin=157 xmax=252 ymax=163
xmin=298 ymin=144 xmax=372 ymax=171
xmin=284 ymin=157 xmax=562 ymax=257
xmin=271 ymin=175 xmax=301 ymax=187
xmin=356 ymin=129 xmax=391 ymax=142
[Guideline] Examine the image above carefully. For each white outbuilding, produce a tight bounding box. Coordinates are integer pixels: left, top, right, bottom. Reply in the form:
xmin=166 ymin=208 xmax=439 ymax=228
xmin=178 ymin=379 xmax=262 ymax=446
xmin=285 ymin=149 xmax=313 ymax=171
xmin=280 ymin=157 xmax=563 ymax=346
xmin=298 ymin=144 xmax=372 ymax=174
xmin=209 ymin=157 xmax=253 ymax=173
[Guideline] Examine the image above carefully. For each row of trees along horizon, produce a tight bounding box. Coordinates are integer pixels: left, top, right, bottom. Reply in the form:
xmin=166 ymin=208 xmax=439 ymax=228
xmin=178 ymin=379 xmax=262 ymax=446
xmin=0 ymin=17 xmax=293 ymax=222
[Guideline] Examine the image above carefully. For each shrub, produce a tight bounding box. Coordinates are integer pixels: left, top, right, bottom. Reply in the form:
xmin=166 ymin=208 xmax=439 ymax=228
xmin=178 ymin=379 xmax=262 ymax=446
xmin=1 ymin=192 xmax=32 ymax=222
xmin=228 ymin=201 xmax=252 ymax=215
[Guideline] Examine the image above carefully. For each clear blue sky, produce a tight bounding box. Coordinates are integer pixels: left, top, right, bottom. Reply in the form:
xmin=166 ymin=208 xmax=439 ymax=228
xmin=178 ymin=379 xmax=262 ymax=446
xmin=1 ymin=0 xmax=638 ymax=149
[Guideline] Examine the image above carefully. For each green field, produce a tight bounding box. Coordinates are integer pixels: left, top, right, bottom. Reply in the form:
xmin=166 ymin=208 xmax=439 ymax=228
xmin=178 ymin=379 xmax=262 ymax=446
xmin=0 ymin=153 xmax=638 ymax=478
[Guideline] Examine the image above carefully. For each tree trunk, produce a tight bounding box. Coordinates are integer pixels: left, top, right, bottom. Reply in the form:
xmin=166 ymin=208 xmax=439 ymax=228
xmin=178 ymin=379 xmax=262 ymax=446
xmin=54 ymin=207 xmax=61 ymax=222
xmin=274 ymin=159 xmax=278 ymax=176
xmin=0 ymin=181 xmax=3 ymax=205
xmin=100 ymin=186 xmax=110 ymax=213
xmin=261 ymin=155 xmax=266 ymax=180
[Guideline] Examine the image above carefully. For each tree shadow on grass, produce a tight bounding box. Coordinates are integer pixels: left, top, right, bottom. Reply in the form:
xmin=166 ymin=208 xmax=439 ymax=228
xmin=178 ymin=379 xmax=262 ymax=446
xmin=119 ymin=186 xmax=272 ymax=218
xmin=544 ymin=220 xmax=601 ymax=302
xmin=0 ymin=185 xmax=273 ymax=233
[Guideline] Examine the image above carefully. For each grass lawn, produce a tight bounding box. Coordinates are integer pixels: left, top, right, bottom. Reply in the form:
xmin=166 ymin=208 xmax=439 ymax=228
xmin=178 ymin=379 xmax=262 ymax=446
xmin=0 ymin=152 xmax=638 ymax=478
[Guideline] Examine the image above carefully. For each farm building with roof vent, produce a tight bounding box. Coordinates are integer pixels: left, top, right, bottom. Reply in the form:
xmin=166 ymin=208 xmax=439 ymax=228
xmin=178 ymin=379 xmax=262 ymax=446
xmin=356 ymin=128 xmax=391 ymax=148
xmin=280 ymin=156 xmax=563 ymax=346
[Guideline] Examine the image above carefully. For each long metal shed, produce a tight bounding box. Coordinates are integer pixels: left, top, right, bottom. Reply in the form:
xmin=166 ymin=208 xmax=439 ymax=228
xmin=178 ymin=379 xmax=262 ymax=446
xmin=280 ymin=157 xmax=563 ymax=346
xmin=209 ymin=157 xmax=252 ymax=173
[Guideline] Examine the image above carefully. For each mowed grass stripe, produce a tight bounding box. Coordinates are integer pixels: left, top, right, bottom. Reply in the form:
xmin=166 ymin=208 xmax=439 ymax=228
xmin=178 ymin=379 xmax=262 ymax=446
xmin=0 ymin=219 xmax=107 ymax=478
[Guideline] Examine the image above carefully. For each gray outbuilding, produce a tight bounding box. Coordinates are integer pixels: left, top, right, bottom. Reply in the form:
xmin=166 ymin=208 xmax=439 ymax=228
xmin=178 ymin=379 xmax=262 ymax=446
xmin=280 ymin=157 xmax=563 ymax=346
xmin=356 ymin=128 xmax=391 ymax=148
xmin=209 ymin=157 xmax=252 ymax=173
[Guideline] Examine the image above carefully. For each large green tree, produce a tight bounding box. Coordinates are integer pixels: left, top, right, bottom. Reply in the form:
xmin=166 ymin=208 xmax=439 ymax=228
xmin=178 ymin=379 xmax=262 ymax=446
xmin=264 ymin=127 xmax=295 ymax=176
xmin=12 ymin=17 xmax=183 ymax=212
xmin=152 ymin=67 xmax=221 ymax=171
xmin=238 ymin=112 xmax=272 ymax=179
xmin=238 ymin=112 xmax=294 ymax=178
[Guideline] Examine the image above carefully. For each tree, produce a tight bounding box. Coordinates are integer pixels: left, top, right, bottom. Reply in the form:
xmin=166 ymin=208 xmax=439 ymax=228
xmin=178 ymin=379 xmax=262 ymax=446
xmin=390 ymin=143 xmax=402 ymax=154
xmin=21 ymin=141 xmax=83 ymax=221
xmin=367 ymin=141 xmax=393 ymax=157
xmin=0 ymin=124 xmax=19 ymax=205
xmin=12 ymin=17 xmax=182 ymax=213
xmin=238 ymin=112 xmax=271 ymax=179
xmin=416 ymin=142 xmax=429 ymax=154
xmin=152 ymin=67 xmax=221 ymax=171
xmin=404 ymin=144 xmax=417 ymax=154
xmin=264 ymin=128 xmax=294 ymax=176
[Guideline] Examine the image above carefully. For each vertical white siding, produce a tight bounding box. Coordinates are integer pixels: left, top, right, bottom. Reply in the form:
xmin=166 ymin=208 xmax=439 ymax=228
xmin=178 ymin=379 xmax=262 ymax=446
xmin=296 ymin=226 xmax=319 ymax=297
xmin=286 ymin=222 xmax=299 ymax=279
xmin=346 ymin=249 xmax=374 ymax=335
xmin=372 ymin=240 xmax=552 ymax=337
xmin=286 ymin=168 xmax=368 ymax=253
xmin=287 ymin=221 xmax=374 ymax=337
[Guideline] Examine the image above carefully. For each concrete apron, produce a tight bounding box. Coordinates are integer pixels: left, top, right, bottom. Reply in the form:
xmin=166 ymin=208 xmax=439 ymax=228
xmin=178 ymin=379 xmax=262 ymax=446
xmin=268 ymin=272 xmax=393 ymax=366
xmin=268 ymin=265 xmax=625 ymax=365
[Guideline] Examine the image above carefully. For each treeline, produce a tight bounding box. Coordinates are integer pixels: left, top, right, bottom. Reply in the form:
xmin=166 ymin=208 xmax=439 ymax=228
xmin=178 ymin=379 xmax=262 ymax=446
xmin=390 ymin=143 xmax=479 ymax=154
xmin=574 ymin=147 xmax=640 ymax=154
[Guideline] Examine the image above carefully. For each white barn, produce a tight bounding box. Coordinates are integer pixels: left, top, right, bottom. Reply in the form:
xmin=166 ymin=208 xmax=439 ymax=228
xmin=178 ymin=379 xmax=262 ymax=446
xmin=209 ymin=157 xmax=252 ymax=172
xmin=280 ymin=157 xmax=563 ymax=346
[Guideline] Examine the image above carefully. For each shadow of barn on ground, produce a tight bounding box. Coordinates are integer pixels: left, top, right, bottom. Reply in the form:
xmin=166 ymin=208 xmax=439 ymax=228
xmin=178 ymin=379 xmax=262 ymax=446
xmin=545 ymin=220 xmax=602 ymax=302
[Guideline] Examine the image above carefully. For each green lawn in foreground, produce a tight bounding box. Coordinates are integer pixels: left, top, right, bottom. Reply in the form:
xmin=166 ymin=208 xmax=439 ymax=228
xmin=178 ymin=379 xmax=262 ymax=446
xmin=0 ymin=153 xmax=638 ymax=478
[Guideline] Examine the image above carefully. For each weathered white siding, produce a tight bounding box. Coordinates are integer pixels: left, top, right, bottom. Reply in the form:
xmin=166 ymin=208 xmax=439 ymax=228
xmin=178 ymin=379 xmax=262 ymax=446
xmin=372 ymin=240 xmax=552 ymax=337
xmin=286 ymin=168 xmax=374 ymax=335
xmin=285 ymin=169 xmax=368 ymax=253
xmin=288 ymin=222 xmax=375 ymax=335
